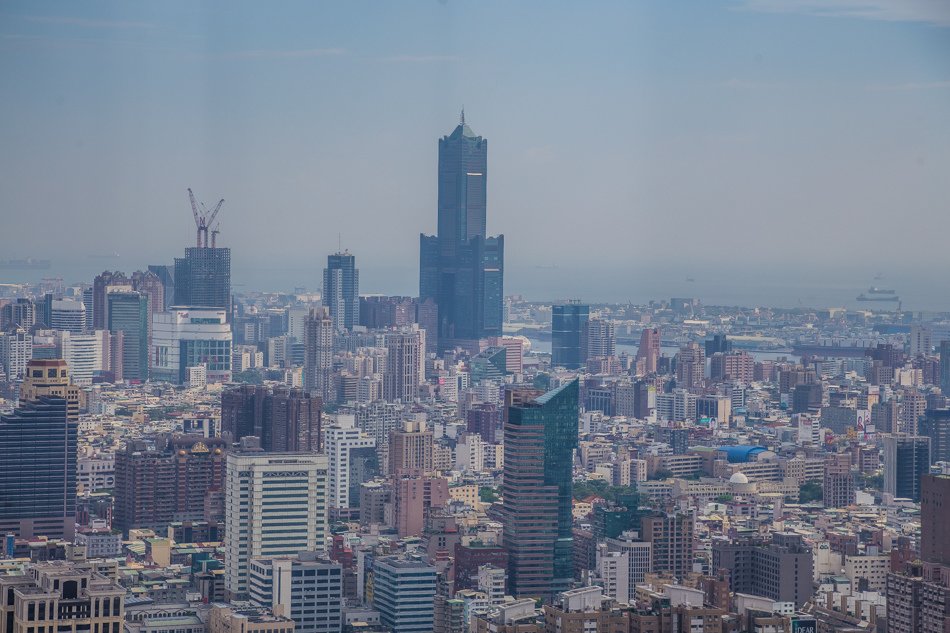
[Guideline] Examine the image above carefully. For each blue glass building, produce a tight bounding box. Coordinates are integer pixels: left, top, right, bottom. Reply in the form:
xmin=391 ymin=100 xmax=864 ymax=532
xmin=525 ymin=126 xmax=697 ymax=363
xmin=551 ymin=302 xmax=590 ymax=369
xmin=420 ymin=113 xmax=504 ymax=350
xmin=323 ymin=251 xmax=359 ymax=331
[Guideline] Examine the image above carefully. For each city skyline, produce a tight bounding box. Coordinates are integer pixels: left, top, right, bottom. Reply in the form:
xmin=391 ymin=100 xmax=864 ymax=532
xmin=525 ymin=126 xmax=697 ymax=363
xmin=1 ymin=1 xmax=948 ymax=308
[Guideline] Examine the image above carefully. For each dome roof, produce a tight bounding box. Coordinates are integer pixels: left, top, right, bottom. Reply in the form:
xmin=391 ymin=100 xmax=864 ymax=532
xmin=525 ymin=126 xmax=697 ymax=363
xmin=729 ymin=472 xmax=750 ymax=485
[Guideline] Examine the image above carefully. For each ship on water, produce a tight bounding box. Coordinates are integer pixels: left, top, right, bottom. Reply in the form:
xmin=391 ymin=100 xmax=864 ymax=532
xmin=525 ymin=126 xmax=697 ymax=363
xmin=857 ymin=286 xmax=899 ymax=302
xmin=0 ymin=257 xmax=51 ymax=270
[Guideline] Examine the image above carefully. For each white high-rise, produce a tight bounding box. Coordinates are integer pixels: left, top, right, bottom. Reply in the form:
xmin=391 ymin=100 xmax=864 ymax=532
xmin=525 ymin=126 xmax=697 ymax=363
xmin=0 ymin=328 xmax=32 ymax=380
xmin=50 ymin=299 xmax=87 ymax=334
xmin=56 ymin=330 xmax=109 ymax=386
xmin=225 ymin=448 xmax=329 ymax=600
xmin=325 ymin=414 xmax=376 ymax=511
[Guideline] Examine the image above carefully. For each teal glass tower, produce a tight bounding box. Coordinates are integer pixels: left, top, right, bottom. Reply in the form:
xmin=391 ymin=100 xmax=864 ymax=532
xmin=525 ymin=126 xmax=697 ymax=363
xmin=502 ymin=380 xmax=579 ymax=601
xmin=420 ymin=112 xmax=504 ymax=350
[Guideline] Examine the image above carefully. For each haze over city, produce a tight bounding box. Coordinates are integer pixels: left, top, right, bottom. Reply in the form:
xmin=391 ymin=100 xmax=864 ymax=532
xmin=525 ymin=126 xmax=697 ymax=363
xmin=2 ymin=0 xmax=949 ymax=307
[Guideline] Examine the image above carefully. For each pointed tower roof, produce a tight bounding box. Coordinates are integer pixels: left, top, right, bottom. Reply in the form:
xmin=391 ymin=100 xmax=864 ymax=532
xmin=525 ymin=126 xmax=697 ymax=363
xmin=448 ymin=107 xmax=477 ymax=139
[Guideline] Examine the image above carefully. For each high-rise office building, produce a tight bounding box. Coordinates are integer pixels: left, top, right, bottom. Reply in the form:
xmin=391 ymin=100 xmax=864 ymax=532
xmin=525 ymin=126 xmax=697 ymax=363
xmin=323 ymin=251 xmax=359 ymax=331
xmin=0 ymin=327 xmax=32 ymax=380
xmin=151 ymin=307 xmax=232 ymax=384
xmin=304 ymin=308 xmax=334 ymax=402
xmin=325 ymin=414 xmax=377 ymax=512
xmin=922 ymin=474 xmax=950 ymax=567
xmin=147 ymin=264 xmax=176 ymax=310
xmin=175 ymin=246 xmax=232 ymax=315
xmin=0 ymin=396 xmax=76 ymax=539
xmin=49 ymin=299 xmax=86 ymax=333
xmin=113 ymin=434 xmax=227 ymax=536
xmin=419 ymin=114 xmax=504 ymax=350
xmin=712 ymin=533 xmax=814 ymax=607
xmin=225 ymin=448 xmax=329 ymax=600
xmin=824 ymin=452 xmax=855 ymax=508
xmin=502 ymin=380 xmax=579 ymax=601
xmin=383 ymin=328 xmax=424 ymax=402
xmin=911 ymin=325 xmax=933 ymax=357
xmin=0 ymin=297 xmax=35 ymax=331
xmin=636 ymin=328 xmax=661 ymax=375
xmin=108 ymin=291 xmax=149 ymax=381
xmin=221 ymin=385 xmax=322 ymax=452
xmin=389 ymin=419 xmax=433 ymax=475
xmin=641 ymin=512 xmax=695 ymax=582
xmin=92 ymin=271 xmax=132 ymax=330
xmin=921 ymin=409 xmax=950 ymax=465
xmin=884 ymin=433 xmax=931 ymax=502
xmin=249 ymin=553 xmax=343 ymax=633
xmin=587 ymin=318 xmax=616 ymax=359
xmin=20 ymin=358 xmax=83 ymax=421
xmin=942 ymin=341 xmax=950 ymax=396
xmin=675 ymin=341 xmax=705 ymax=390
xmin=55 ymin=330 xmax=109 ymax=386
xmin=372 ymin=556 xmax=437 ymax=633
xmin=551 ymin=302 xmax=589 ymax=369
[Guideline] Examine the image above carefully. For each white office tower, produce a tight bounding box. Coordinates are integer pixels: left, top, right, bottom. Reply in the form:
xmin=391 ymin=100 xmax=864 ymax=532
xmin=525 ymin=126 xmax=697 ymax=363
xmin=455 ymin=432 xmax=485 ymax=473
xmin=325 ymin=414 xmax=376 ymax=511
xmin=603 ymin=531 xmax=652 ymax=604
xmin=151 ymin=307 xmax=232 ymax=384
xmin=372 ymin=556 xmax=437 ymax=633
xmin=225 ymin=446 xmax=329 ymax=600
xmin=50 ymin=299 xmax=87 ymax=333
xmin=0 ymin=327 xmax=32 ymax=380
xmin=249 ymin=552 xmax=343 ymax=633
xmin=56 ymin=330 xmax=109 ymax=386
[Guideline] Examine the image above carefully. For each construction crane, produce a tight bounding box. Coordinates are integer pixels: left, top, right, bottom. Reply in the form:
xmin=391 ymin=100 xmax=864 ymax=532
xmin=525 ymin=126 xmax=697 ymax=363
xmin=187 ymin=188 xmax=225 ymax=248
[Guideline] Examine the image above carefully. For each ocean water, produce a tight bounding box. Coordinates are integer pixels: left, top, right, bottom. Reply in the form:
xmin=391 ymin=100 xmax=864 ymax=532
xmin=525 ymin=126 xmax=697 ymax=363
xmin=3 ymin=256 xmax=947 ymax=314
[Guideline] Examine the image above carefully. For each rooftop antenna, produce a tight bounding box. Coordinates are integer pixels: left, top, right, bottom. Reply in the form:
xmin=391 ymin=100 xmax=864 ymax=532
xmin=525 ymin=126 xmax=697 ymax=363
xmin=460 ymin=107 xmax=465 ymax=126
xmin=338 ymin=233 xmax=342 ymax=253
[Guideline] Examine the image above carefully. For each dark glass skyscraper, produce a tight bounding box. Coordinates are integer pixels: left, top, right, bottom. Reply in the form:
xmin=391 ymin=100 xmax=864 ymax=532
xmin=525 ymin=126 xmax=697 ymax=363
xmin=0 ymin=396 xmax=76 ymax=540
xmin=551 ymin=302 xmax=589 ymax=369
xmin=420 ymin=113 xmax=504 ymax=350
xmin=502 ymin=380 xmax=578 ymax=601
xmin=108 ymin=291 xmax=149 ymax=381
xmin=323 ymin=251 xmax=359 ymax=331
xmin=174 ymin=246 xmax=232 ymax=315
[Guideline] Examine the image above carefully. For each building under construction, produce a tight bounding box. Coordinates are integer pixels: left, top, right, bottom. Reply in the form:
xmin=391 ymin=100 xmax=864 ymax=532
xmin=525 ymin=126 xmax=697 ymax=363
xmin=174 ymin=188 xmax=232 ymax=316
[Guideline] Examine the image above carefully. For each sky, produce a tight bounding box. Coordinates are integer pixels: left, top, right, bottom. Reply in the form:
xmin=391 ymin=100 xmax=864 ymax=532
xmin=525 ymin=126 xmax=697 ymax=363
xmin=1 ymin=1 xmax=949 ymax=308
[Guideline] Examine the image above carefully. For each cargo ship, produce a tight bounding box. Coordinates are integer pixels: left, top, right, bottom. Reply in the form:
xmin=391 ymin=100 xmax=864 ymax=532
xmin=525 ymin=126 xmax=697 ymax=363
xmin=0 ymin=258 xmax=51 ymax=270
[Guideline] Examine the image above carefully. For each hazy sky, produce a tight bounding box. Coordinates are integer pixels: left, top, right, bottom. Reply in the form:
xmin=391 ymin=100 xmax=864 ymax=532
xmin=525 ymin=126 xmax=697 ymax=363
xmin=1 ymin=1 xmax=949 ymax=305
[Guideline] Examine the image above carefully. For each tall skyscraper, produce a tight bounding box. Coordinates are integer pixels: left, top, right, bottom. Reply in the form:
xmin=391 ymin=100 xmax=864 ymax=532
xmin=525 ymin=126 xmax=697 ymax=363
xmin=324 ymin=414 xmax=376 ymax=514
xmin=92 ymin=271 xmax=132 ymax=330
xmin=0 ymin=327 xmax=32 ymax=380
xmin=175 ymin=247 xmax=232 ymax=315
xmin=884 ymin=433 xmax=930 ymax=502
xmin=419 ymin=113 xmax=504 ymax=350
xmin=636 ymin=328 xmax=661 ymax=375
xmin=941 ymin=341 xmax=950 ymax=395
xmin=921 ymin=409 xmax=950 ymax=464
xmin=382 ymin=328 xmax=424 ymax=402
xmin=304 ymin=308 xmax=334 ymax=402
xmin=0 ymin=394 xmax=76 ymax=539
xmin=586 ymin=318 xmax=616 ymax=359
xmin=107 ymin=292 xmax=149 ymax=381
xmin=323 ymin=251 xmax=359 ymax=331
xmin=49 ymin=299 xmax=86 ymax=333
xmin=551 ymin=302 xmax=589 ymax=369
xmin=221 ymin=385 xmax=322 ymax=452
xmin=922 ymin=474 xmax=950 ymax=567
xmin=502 ymin=380 xmax=579 ymax=601
xmin=225 ymin=447 xmax=329 ymax=600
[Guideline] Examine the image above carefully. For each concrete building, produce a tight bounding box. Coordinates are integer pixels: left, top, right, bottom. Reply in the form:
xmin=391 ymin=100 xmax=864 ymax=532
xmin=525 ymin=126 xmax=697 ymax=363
xmin=56 ymin=330 xmax=109 ymax=386
xmin=883 ymin=433 xmax=930 ymax=501
xmin=151 ymin=307 xmax=232 ymax=384
xmin=208 ymin=605 xmax=295 ymax=633
xmin=221 ymin=385 xmax=322 ymax=452
xmin=225 ymin=447 xmax=329 ymax=600
xmin=0 ymin=561 xmax=125 ymax=633
xmin=712 ymin=533 xmax=814 ymax=607
xmin=49 ymin=299 xmax=86 ymax=333
xmin=325 ymin=414 xmax=377 ymax=512
xmin=372 ymin=556 xmax=437 ymax=633
xmin=0 ymin=327 xmax=32 ymax=380
xmin=389 ymin=419 xmax=433 ymax=474
xmin=249 ymin=553 xmax=343 ymax=633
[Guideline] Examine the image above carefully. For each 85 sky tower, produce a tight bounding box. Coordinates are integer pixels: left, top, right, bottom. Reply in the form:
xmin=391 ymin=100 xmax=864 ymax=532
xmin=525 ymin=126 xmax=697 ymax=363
xmin=420 ymin=112 xmax=504 ymax=351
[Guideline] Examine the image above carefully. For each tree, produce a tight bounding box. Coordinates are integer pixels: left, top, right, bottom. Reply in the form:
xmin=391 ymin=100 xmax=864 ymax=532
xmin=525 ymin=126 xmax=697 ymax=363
xmin=479 ymin=487 xmax=500 ymax=503
xmin=799 ymin=481 xmax=823 ymax=503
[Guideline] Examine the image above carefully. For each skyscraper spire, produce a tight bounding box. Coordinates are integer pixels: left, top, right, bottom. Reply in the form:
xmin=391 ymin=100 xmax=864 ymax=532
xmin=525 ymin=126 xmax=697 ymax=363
xmin=460 ymin=107 xmax=465 ymax=126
